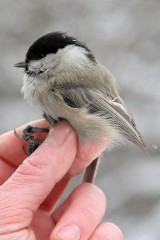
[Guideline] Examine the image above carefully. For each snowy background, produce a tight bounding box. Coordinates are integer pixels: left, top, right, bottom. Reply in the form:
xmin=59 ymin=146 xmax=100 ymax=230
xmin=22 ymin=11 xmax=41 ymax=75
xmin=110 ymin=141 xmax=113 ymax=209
xmin=0 ymin=1 xmax=160 ymax=239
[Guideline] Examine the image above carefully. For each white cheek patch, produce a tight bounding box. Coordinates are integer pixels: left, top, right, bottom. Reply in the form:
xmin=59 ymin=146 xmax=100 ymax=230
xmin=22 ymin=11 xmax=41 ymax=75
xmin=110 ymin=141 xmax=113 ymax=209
xmin=60 ymin=45 xmax=90 ymax=67
xmin=28 ymin=53 xmax=59 ymax=72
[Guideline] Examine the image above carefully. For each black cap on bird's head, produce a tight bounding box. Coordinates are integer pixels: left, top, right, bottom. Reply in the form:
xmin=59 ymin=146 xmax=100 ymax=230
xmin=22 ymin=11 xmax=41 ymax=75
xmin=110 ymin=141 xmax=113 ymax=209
xmin=14 ymin=32 xmax=95 ymax=69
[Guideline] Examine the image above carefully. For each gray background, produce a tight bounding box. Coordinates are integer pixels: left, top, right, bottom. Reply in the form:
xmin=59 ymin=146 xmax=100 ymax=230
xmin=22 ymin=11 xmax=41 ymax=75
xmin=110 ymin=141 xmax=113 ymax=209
xmin=0 ymin=1 xmax=159 ymax=239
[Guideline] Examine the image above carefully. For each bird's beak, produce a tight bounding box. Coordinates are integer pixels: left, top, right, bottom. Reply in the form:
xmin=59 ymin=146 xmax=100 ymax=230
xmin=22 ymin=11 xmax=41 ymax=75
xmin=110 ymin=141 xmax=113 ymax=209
xmin=14 ymin=62 xmax=28 ymax=68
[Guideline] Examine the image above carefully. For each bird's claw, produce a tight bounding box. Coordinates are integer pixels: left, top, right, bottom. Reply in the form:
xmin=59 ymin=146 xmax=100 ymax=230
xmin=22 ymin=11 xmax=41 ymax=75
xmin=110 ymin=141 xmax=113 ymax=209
xmin=14 ymin=125 xmax=49 ymax=155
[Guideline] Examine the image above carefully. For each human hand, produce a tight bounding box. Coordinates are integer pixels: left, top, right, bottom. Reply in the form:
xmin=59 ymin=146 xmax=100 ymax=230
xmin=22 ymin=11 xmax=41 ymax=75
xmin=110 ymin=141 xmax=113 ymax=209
xmin=0 ymin=120 xmax=123 ymax=239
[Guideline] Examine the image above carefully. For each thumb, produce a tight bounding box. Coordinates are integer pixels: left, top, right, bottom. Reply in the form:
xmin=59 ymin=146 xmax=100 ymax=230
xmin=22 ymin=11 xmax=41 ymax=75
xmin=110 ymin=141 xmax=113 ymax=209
xmin=0 ymin=121 xmax=77 ymax=235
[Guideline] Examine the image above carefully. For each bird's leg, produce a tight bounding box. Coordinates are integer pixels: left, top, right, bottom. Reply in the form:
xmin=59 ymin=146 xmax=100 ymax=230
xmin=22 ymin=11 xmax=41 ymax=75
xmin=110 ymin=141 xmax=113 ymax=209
xmin=14 ymin=125 xmax=49 ymax=141
xmin=14 ymin=125 xmax=49 ymax=155
xmin=23 ymin=125 xmax=49 ymax=136
xmin=82 ymin=157 xmax=100 ymax=183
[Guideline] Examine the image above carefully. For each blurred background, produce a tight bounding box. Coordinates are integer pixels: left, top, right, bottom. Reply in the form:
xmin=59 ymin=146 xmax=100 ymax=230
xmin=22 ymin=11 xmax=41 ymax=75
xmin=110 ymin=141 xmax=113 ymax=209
xmin=0 ymin=0 xmax=159 ymax=239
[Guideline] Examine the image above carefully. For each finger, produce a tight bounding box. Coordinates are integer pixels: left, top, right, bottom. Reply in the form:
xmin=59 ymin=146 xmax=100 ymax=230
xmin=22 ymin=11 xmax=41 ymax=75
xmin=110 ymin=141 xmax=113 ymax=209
xmin=89 ymin=222 xmax=124 ymax=240
xmin=0 ymin=159 xmax=15 ymax=185
xmin=0 ymin=121 xmax=77 ymax=235
xmin=41 ymin=173 xmax=72 ymax=211
xmin=51 ymin=183 xmax=106 ymax=240
xmin=69 ymin=139 xmax=108 ymax=176
xmin=0 ymin=119 xmax=49 ymax=185
xmin=0 ymin=119 xmax=49 ymax=167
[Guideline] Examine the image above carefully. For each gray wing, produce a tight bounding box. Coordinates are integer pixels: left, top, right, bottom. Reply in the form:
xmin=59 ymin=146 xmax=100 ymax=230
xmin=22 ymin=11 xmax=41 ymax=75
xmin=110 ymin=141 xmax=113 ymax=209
xmin=60 ymin=87 xmax=146 ymax=150
xmin=62 ymin=87 xmax=93 ymax=108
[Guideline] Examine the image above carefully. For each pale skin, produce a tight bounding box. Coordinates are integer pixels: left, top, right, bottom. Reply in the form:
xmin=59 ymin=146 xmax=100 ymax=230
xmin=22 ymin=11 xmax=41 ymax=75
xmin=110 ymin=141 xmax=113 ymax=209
xmin=0 ymin=120 xmax=124 ymax=240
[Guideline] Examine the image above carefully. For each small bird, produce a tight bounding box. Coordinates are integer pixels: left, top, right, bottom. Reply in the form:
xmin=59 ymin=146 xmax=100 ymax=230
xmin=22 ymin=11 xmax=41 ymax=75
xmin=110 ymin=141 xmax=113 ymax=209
xmin=14 ymin=32 xmax=146 ymax=183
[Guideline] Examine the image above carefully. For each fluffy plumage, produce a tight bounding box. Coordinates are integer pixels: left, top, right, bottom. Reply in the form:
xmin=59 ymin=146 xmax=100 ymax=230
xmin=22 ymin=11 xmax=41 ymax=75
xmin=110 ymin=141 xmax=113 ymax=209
xmin=17 ymin=31 xmax=146 ymax=150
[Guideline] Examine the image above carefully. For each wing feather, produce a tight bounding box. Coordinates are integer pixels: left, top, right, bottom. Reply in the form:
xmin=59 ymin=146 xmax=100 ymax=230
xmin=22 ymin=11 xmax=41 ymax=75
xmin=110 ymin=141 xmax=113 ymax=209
xmin=61 ymin=87 xmax=146 ymax=150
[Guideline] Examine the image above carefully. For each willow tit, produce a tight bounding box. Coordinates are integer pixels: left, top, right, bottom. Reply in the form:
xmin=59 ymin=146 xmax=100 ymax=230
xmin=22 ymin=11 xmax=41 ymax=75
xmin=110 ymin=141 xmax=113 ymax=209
xmin=14 ymin=32 xmax=146 ymax=182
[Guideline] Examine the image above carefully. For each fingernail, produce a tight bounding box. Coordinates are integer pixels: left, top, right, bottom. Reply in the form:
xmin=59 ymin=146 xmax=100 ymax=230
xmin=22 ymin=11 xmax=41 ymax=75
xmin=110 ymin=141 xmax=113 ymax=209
xmin=56 ymin=224 xmax=81 ymax=240
xmin=46 ymin=122 xmax=72 ymax=146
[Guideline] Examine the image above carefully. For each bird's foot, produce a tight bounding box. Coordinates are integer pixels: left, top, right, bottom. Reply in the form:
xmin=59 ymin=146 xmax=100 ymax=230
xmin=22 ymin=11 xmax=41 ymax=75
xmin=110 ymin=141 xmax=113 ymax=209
xmin=14 ymin=125 xmax=49 ymax=155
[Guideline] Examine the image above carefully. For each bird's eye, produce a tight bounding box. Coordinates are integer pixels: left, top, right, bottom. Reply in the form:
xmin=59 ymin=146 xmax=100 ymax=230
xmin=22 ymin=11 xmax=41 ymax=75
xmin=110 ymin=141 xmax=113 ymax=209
xmin=40 ymin=53 xmax=45 ymax=58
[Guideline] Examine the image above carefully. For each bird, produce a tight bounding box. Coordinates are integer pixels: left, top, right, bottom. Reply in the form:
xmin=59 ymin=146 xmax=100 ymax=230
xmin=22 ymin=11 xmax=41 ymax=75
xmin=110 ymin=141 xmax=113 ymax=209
xmin=14 ymin=31 xmax=146 ymax=183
